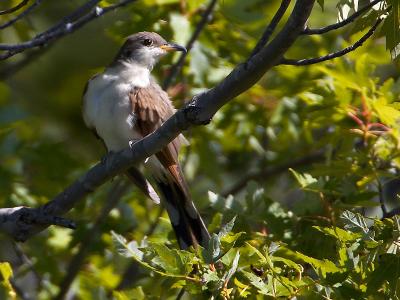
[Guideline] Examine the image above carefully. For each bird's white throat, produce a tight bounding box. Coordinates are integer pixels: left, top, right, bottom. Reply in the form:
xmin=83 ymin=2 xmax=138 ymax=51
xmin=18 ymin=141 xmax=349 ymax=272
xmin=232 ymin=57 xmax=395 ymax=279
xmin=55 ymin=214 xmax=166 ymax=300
xmin=105 ymin=61 xmax=151 ymax=88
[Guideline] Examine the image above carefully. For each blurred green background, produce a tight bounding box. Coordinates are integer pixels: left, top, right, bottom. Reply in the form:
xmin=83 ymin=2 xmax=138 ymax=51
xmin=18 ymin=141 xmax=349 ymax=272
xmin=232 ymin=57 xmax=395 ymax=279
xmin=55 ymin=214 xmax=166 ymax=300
xmin=1 ymin=0 xmax=400 ymax=299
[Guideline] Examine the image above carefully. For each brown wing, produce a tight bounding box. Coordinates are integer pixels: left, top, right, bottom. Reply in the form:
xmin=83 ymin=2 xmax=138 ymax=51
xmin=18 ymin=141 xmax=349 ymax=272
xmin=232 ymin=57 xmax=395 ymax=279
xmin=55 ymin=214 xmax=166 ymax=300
xmin=129 ymin=80 xmax=188 ymax=194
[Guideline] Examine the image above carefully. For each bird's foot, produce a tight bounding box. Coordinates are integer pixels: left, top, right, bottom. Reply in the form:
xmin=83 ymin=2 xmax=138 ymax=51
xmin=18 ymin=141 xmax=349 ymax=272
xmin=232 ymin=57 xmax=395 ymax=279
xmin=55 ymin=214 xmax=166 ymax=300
xmin=128 ymin=140 xmax=137 ymax=149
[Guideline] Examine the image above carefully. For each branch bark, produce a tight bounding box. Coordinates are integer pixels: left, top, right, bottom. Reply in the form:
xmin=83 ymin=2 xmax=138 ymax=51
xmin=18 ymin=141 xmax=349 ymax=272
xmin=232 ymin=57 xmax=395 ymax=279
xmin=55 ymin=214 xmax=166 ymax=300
xmin=0 ymin=0 xmax=30 ymax=15
xmin=280 ymin=18 xmax=382 ymax=66
xmin=250 ymin=0 xmax=291 ymax=57
xmin=302 ymin=0 xmax=384 ymax=35
xmin=0 ymin=0 xmax=41 ymax=30
xmin=0 ymin=0 xmax=316 ymax=242
xmin=0 ymin=0 xmax=138 ymax=60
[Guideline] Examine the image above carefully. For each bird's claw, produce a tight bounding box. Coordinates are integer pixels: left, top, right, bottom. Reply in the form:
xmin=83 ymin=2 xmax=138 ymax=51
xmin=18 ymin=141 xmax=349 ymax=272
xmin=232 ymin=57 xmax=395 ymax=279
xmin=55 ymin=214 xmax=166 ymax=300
xmin=129 ymin=140 xmax=136 ymax=149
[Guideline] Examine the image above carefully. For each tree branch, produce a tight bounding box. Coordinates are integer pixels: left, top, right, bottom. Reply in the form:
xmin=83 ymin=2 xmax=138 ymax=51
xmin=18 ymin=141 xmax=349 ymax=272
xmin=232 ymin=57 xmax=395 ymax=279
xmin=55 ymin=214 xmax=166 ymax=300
xmin=162 ymin=0 xmax=218 ymax=89
xmin=0 ymin=0 xmax=138 ymax=60
xmin=0 ymin=0 xmax=316 ymax=242
xmin=280 ymin=18 xmax=382 ymax=66
xmin=0 ymin=46 xmax=52 ymax=80
xmin=36 ymin=0 xmax=101 ymax=37
xmin=302 ymin=0 xmax=384 ymax=35
xmin=384 ymin=207 xmax=400 ymax=218
xmin=250 ymin=0 xmax=291 ymax=57
xmin=0 ymin=0 xmax=29 ymax=15
xmin=0 ymin=0 xmax=41 ymax=30
xmin=377 ymin=178 xmax=388 ymax=216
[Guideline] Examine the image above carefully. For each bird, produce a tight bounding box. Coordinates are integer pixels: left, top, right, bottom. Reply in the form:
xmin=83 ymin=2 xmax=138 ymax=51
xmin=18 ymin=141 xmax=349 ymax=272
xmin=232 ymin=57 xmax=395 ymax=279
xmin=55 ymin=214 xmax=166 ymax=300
xmin=82 ymin=32 xmax=210 ymax=249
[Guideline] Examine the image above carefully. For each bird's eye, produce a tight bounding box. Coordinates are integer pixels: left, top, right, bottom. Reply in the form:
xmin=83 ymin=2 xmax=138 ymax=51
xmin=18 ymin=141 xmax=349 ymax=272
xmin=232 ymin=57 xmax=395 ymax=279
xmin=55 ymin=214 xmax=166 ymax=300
xmin=142 ymin=39 xmax=153 ymax=46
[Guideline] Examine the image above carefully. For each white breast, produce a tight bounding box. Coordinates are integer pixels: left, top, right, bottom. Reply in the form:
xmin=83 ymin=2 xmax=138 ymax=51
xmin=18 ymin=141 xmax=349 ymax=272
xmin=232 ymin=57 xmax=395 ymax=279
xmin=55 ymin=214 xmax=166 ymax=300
xmin=83 ymin=63 xmax=150 ymax=151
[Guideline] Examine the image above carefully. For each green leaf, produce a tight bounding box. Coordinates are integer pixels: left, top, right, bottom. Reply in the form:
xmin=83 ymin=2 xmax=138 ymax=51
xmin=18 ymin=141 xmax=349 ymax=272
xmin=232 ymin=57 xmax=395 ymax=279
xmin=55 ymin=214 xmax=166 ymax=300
xmin=241 ymin=270 xmax=270 ymax=295
xmin=222 ymin=250 xmax=240 ymax=284
xmin=151 ymin=243 xmax=183 ymax=274
xmin=0 ymin=262 xmax=15 ymax=299
xmin=340 ymin=211 xmax=369 ymax=234
xmin=271 ymin=256 xmax=303 ymax=275
xmin=202 ymin=269 xmax=220 ymax=284
xmin=382 ymin=0 xmax=400 ymax=58
xmin=276 ymin=247 xmax=343 ymax=278
xmin=203 ymin=233 xmax=220 ymax=264
xmin=245 ymin=242 xmax=267 ymax=264
xmin=112 ymin=231 xmax=144 ymax=260
xmin=204 ymin=216 xmax=238 ymax=263
xmin=289 ymin=168 xmax=321 ymax=191
xmin=312 ymin=226 xmax=361 ymax=242
xmin=218 ymin=216 xmax=237 ymax=239
xmin=113 ymin=287 xmax=145 ymax=300
xmin=367 ymin=253 xmax=400 ymax=295
xmin=373 ymin=99 xmax=400 ymax=126
xmin=208 ymin=212 xmax=223 ymax=233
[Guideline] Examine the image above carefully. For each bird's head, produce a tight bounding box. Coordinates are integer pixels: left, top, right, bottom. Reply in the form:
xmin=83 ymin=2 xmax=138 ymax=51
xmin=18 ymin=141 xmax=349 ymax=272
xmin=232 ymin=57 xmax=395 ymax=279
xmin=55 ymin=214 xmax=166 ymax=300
xmin=115 ymin=32 xmax=186 ymax=69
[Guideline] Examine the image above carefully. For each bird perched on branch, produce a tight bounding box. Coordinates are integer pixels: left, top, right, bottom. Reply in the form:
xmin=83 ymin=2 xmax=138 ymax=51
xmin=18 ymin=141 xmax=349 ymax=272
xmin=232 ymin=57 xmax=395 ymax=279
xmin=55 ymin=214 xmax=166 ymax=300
xmin=82 ymin=32 xmax=210 ymax=249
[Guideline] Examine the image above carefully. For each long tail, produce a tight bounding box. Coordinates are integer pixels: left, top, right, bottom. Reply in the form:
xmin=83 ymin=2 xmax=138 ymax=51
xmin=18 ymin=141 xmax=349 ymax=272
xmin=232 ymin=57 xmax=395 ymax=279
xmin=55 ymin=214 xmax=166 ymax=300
xmin=155 ymin=179 xmax=210 ymax=250
xmin=126 ymin=167 xmax=210 ymax=249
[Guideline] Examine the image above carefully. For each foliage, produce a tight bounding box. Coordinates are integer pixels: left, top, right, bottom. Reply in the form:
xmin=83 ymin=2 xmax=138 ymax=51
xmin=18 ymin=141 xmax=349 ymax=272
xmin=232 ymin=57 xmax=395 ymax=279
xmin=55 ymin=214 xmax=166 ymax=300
xmin=111 ymin=202 xmax=400 ymax=299
xmin=0 ymin=0 xmax=400 ymax=299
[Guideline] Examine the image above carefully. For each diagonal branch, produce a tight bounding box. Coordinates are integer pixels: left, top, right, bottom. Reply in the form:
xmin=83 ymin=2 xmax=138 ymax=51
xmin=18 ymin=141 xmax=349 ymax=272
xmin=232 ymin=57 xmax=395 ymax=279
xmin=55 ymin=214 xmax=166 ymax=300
xmin=0 ymin=0 xmax=42 ymax=30
xmin=0 ymin=0 xmax=316 ymax=242
xmin=250 ymin=0 xmax=291 ymax=57
xmin=0 ymin=46 xmax=52 ymax=80
xmin=162 ymin=0 xmax=218 ymax=89
xmin=0 ymin=0 xmax=29 ymax=15
xmin=35 ymin=0 xmax=101 ymax=37
xmin=280 ymin=18 xmax=382 ymax=66
xmin=302 ymin=0 xmax=384 ymax=35
xmin=0 ymin=0 xmax=138 ymax=60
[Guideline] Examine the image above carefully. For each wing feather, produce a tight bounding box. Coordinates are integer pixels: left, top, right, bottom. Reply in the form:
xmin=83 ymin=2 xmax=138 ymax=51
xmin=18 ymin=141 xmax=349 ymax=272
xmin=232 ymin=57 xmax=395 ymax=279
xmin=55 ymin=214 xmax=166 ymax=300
xmin=129 ymin=80 xmax=187 ymax=191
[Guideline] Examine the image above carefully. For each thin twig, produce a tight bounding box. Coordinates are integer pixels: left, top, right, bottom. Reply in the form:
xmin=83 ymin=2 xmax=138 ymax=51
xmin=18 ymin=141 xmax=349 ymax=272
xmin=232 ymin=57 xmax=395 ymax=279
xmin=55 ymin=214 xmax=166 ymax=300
xmin=10 ymin=279 xmax=31 ymax=300
xmin=222 ymin=151 xmax=324 ymax=197
xmin=162 ymin=0 xmax=217 ymax=89
xmin=250 ymin=0 xmax=291 ymax=57
xmin=12 ymin=243 xmax=43 ymax=287
xmin=0 ymin=45 xmax=52 ymax=80
xmin=0 ymin=0 xmax=138 ymax=60
xmin=280 ymin=18 xmax=382 ymax=66
xmin=35 ymin=0 xmax=100 ymax=38
xmin=384 ymin=207 xmax=400 ymax=218
xmin=303 ymin=0 xmax=384 ymax=35
xmin=377 ymin=179 xmax=388 ymax=216
xmin=0 ymin=0 xmax=29 ymax=15
xmin=0 ymin=0 xmax=41 ymax=30
xmin=176 ymin=288 xmax=185 ymax=300
xmin=54 ymin=180 xmax=129 ymax=300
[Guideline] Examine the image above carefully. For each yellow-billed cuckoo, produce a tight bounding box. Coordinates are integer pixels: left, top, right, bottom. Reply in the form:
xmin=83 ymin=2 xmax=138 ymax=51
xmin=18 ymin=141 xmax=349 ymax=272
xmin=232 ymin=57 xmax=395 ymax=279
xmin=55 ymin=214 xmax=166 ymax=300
xmin=82 ymin=32 xmax=210 ymax=249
